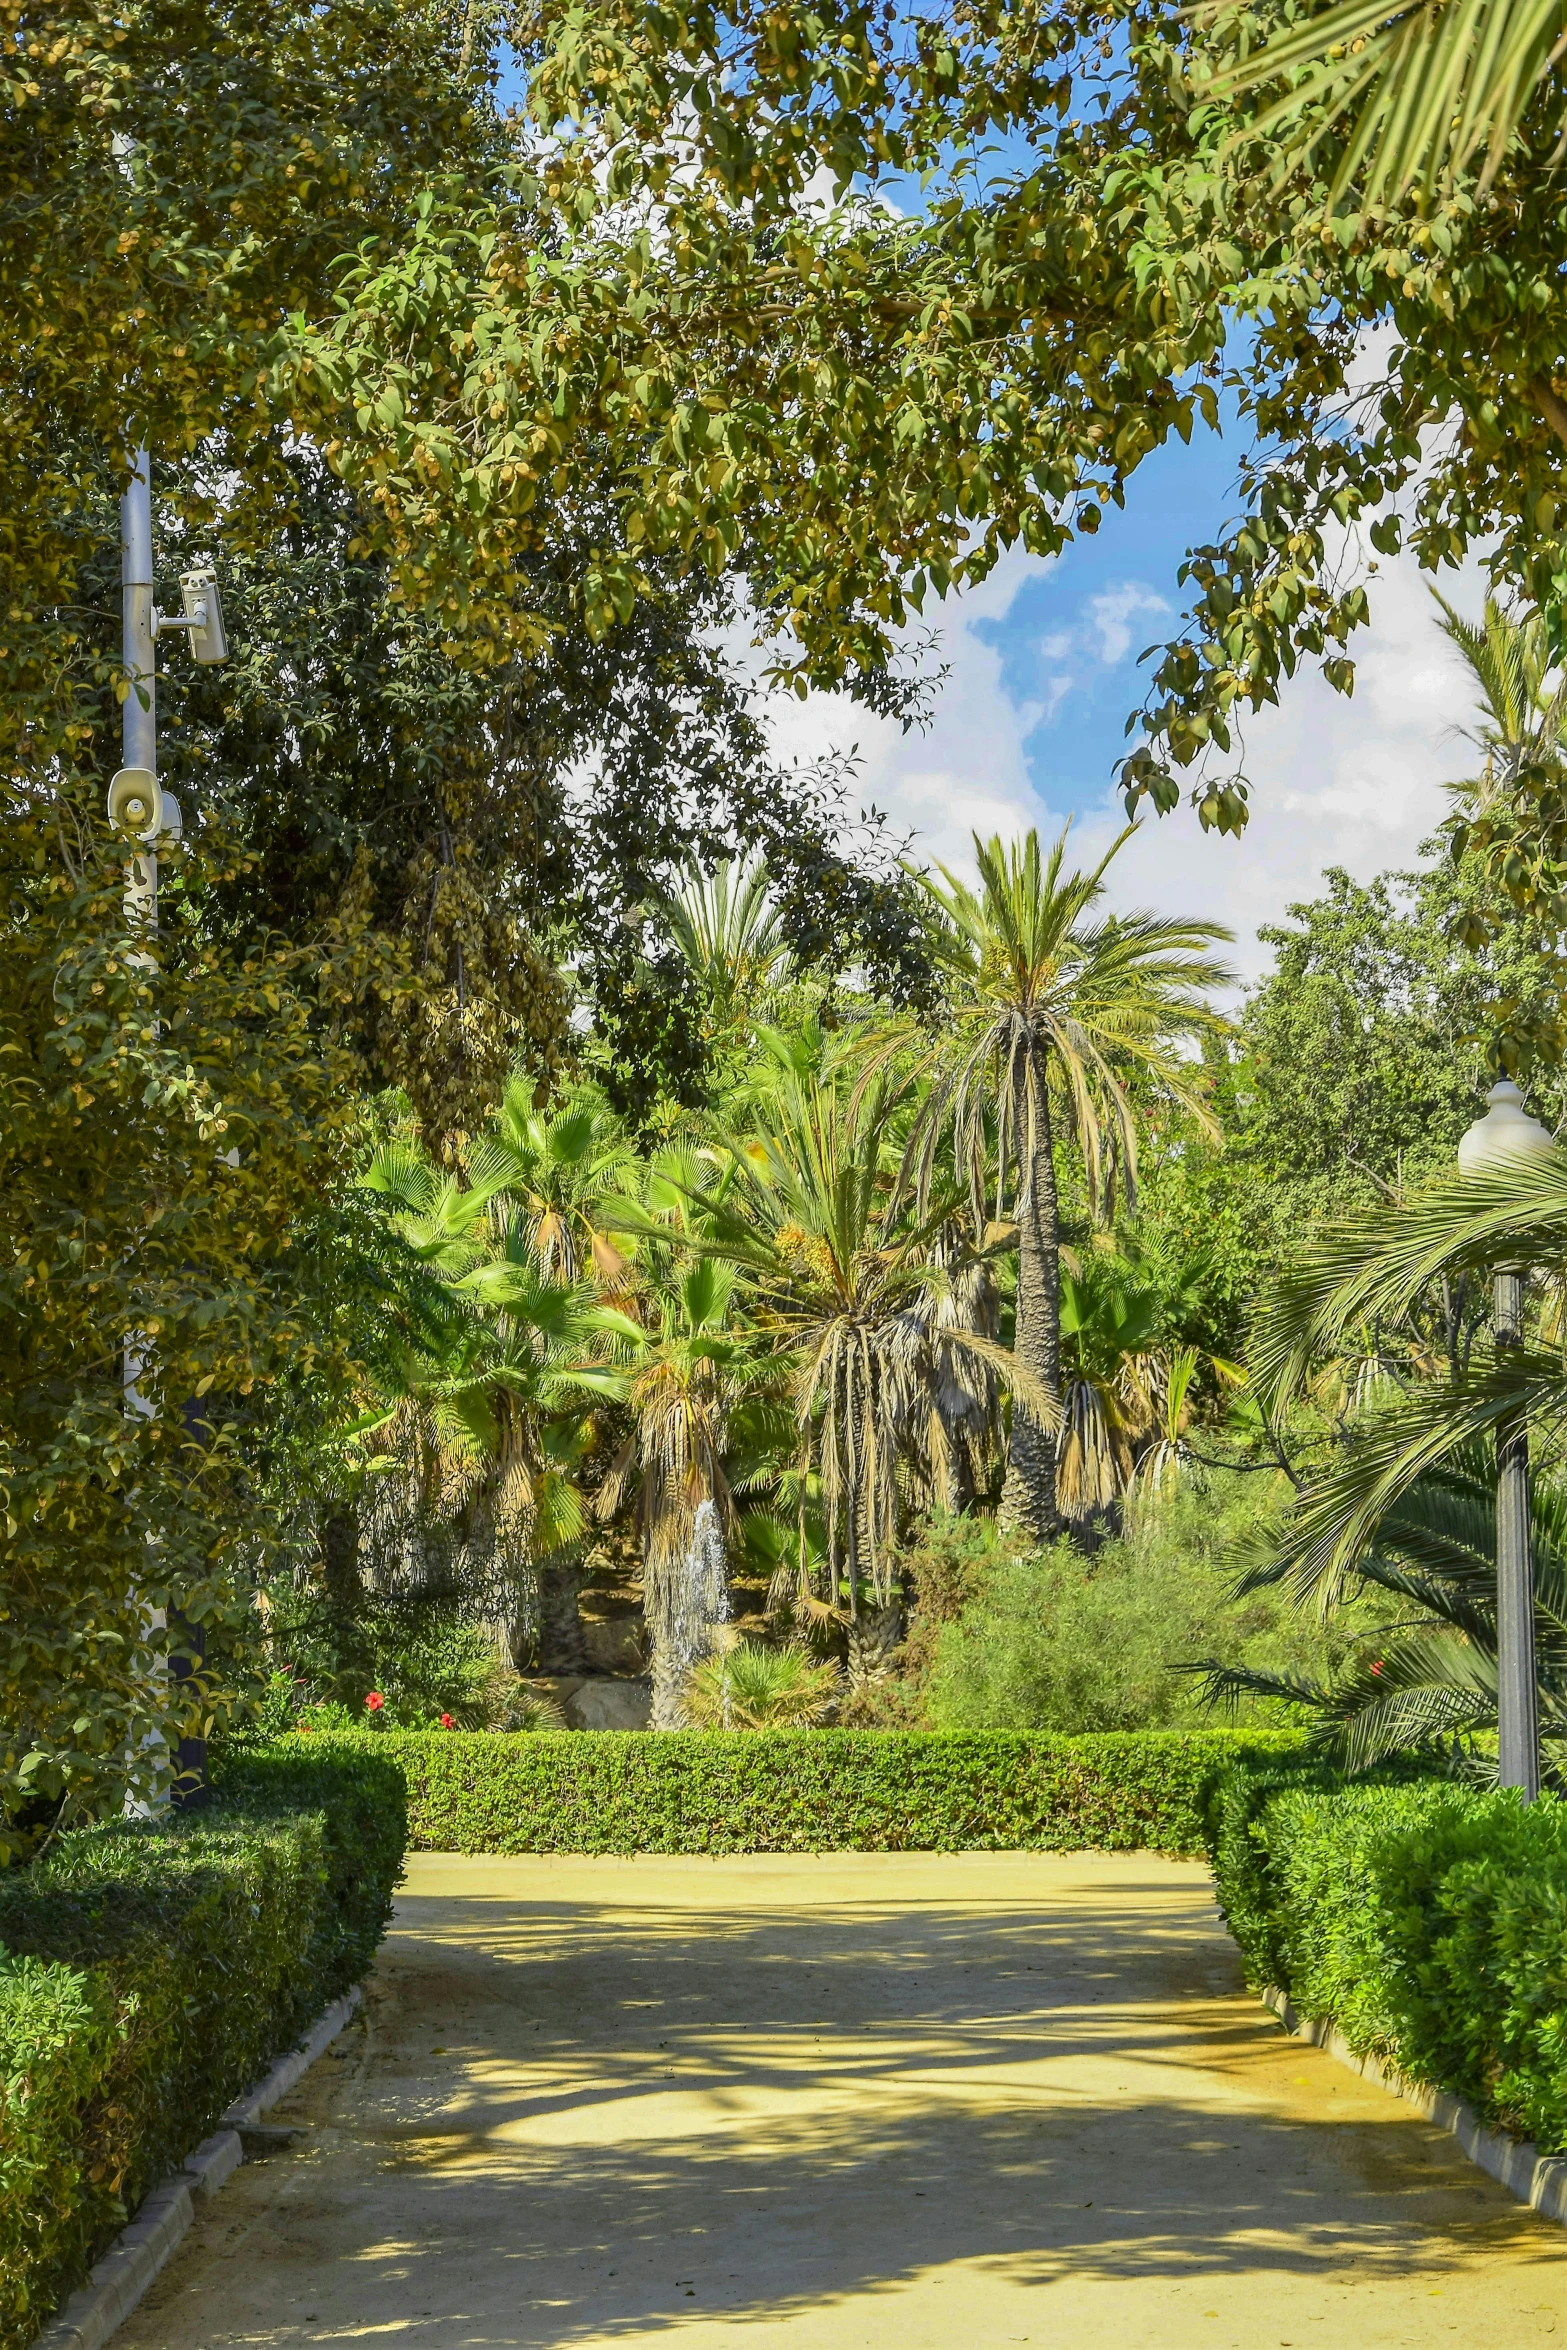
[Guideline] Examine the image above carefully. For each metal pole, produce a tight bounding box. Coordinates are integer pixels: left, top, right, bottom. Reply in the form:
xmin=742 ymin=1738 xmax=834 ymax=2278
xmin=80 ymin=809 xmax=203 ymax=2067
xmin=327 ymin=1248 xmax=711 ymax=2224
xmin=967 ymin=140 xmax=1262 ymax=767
xmin=1494 ymin=1266 xmax=1540 ymax=1800
xmin=120 ymin=448 xmax=207 ymax=1806
xmin=120 ymin=447 xmax=157 ymax=930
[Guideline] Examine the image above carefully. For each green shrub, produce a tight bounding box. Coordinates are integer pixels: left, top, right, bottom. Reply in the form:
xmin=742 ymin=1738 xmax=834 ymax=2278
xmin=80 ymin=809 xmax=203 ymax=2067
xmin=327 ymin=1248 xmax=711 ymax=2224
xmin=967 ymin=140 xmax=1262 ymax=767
xmin=0 ymin=1743 xmax=404 ymax=2350
xmin=921 ymin=1476 xmax=1365 ymax=1732
xmin=341 ymin=1725 xmax=1306 ymax=1856
xmin=1209 ymin=1767 xmax=1567 ymax=2151
xmin=257 ymin=1592 xmax=522 ymax=1728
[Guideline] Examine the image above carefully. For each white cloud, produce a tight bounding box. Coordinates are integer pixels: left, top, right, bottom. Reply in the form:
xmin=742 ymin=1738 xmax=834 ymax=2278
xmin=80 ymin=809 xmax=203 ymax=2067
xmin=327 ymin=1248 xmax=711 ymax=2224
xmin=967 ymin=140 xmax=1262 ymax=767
xmin=751 ymin=542 xmax=1485 ymax=986
xmin=756 ymin=544 xmax=1044 ymax=877
xmin=1087 ymin=581 xmax=1170 ymax=666
xmin=1073 ymin=550 xmax=1484 ymax=982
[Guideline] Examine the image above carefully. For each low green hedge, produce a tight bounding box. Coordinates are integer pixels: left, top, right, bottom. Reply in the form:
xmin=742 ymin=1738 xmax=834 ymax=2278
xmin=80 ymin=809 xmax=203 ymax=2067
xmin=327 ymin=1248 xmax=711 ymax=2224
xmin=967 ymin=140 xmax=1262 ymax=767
xmin=1210 ymin=1763 xmax=1567 ymax=2152
xmin=0 ymin=1743 xmax=404 ymax=2350
xmin=339 ymin=1725 xmax=1306 ymax=1855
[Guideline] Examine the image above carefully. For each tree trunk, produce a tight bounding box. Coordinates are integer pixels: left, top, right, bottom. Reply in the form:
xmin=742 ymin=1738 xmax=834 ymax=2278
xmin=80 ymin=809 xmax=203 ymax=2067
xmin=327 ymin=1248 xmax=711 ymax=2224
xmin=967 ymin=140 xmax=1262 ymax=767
xmin=1000 ymin=1041 xmax=1062 ymax=1541
xmin=534 ymin=1551 xmax=588 ymax=1675
xmin=648 ymin=1499 xmax=729 ymax=1729
xmin=320 ymin=1506 xmax=361 ymax=1616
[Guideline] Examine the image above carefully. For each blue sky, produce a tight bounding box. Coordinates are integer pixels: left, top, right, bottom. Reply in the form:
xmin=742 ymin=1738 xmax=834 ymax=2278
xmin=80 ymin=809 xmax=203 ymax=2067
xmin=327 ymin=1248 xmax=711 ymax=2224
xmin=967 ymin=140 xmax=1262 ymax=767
xmin=967 ymin=430 xmax=1243 ymax=820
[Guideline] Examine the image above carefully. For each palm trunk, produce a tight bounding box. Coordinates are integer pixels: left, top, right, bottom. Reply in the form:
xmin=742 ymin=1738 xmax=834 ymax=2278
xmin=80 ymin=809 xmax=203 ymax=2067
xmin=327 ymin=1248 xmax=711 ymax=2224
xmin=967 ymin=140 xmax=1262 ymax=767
xmin=649 ymin=1498 xmax=729 ymax=1729
xmin=534 ymin=1552 xmax=587 ymax=1675
xmin=1001 ymin=1041 xmax=1062 ymax=1541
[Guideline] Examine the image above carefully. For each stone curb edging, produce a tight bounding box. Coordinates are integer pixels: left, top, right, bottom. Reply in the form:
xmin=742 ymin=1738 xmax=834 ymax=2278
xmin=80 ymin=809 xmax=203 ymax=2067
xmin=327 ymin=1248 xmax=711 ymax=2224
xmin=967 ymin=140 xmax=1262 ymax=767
xmin=1263 ymin=1985 xmax=1567 ymax=2226
xmin=30 ymin=1986 xmax=363 ymax=2350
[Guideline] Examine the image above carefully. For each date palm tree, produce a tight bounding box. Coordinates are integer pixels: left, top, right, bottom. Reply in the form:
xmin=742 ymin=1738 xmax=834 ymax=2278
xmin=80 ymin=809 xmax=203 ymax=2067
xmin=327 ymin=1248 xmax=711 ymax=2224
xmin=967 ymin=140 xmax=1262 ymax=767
xmin=890 ymin=827 xmax=1232 ymax=1539
xmin=593 ymin=1255 xmax=786 ymax=1726
xmin=612 ymin=1063 xmax=1054 ymax=1665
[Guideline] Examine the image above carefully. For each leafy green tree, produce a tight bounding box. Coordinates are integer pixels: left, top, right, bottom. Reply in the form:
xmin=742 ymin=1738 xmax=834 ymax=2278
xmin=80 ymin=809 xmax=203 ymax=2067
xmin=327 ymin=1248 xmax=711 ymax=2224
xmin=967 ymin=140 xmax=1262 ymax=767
xmin=0 ymin=818 xmax=365 ymax=1855
xmin=285 ymin=0 xmax=1567 ymax=871
xmin=898 ymin=828 xmax=1231 ymax=1537
xmin=1 ymin=0 xmax=493 ymax=1849
xmin=150 ymin=448 xmax=928 ymax=1136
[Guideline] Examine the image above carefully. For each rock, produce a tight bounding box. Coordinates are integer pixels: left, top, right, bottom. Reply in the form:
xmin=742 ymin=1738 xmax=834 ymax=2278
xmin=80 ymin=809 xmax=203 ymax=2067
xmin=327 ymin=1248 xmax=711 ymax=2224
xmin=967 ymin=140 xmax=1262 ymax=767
xmin=523 ymin=1676 xmax=653 ymax=1731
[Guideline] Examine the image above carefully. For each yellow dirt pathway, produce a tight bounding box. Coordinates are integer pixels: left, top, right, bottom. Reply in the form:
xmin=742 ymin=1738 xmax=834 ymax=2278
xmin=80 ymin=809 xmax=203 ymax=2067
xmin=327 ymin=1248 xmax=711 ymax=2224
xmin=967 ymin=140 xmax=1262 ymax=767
xmin=119 ymin=1850 xmax=1566 ymax=2348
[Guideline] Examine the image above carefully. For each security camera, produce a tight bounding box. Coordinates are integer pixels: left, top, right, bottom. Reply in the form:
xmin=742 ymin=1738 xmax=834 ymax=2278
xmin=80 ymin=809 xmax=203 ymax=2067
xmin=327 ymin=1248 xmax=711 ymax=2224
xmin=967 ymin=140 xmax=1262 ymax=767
xmin=178 ymin=566 xmax=227 ymax=664
xmin=107 ymin=765 xmax=164 ymax=840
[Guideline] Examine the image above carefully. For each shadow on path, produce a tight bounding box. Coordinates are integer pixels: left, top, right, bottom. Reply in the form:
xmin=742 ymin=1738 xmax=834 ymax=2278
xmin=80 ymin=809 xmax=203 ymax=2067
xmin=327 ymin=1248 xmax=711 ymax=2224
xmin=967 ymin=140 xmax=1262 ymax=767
xmin=117 ymin=1853 xmax=1567 ymax=2350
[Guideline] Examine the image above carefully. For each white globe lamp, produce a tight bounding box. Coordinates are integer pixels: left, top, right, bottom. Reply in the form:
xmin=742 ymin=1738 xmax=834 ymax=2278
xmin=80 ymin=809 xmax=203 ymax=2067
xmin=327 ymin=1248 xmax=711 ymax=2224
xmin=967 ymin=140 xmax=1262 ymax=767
xmin=1458 ymin=1080 xmax=1556 ymax=1176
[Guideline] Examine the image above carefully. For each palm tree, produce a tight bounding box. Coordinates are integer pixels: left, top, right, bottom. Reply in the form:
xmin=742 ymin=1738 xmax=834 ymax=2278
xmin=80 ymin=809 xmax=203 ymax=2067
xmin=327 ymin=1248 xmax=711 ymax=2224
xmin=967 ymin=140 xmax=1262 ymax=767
xmin=613 ymin=1062 xmax=1051 ymax=1670
xmin=1056 ymin=1254 xmax=1165 ymax=1524
xmin=682 ymin=1639 xmax=840 ymax=1729
xmin=465 ymin=1074 xmax=635 ymax=1290
xmin=593 ymin=1256 xmax=784 ymax=1726
xmin=893 ymin=827 xmax=1233 ymax=1539
xmin=1200 ymin=1450 xmax=1567 ymax=1776
xmin=1202 ymin=0 xmax=1561 ymax=216
xmin=665 ymin=854 xmax=791 ymax=1038
xmin=1246 ymin=1147 xmax=1567 ymax=1600
xmin=356 ymin=1135 xmax=613 ymax=1658
xmin=1436 ymin=592 xmax=1567 ymax=798
xmin=1206 ymin=1145 xmax=1567 ymax=1774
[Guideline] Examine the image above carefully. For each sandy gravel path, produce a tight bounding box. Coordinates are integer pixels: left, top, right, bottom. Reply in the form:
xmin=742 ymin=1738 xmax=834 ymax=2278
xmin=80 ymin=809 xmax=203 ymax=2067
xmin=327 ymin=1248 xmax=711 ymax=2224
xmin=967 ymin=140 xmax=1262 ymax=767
xmin=116 ymin=1849 xmax=1567 ymax=2348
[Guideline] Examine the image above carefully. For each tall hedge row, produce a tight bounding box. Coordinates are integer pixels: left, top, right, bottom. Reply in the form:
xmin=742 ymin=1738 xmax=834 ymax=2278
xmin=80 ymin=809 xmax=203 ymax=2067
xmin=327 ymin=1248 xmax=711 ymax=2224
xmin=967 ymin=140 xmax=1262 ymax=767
xmin=350 ymin=1725 xmax=1307 ymax=1855
xmin=1209 ymin=1760 xmax=1567 ymax=2153
xmin=0 ymin=1744 xmax=405 ymax=2350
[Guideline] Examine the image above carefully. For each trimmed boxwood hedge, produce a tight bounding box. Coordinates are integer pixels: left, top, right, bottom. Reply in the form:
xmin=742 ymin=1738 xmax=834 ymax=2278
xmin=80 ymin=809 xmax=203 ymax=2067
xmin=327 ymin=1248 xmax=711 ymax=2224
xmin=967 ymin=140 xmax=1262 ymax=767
xmin=0 ymin=1743 xmax=404 ymax=2350
xmin=342 ymin=1725 xmax=1307 ymax=1855
xmin=1209 ymin=1760 xmax=1567 ymax=2153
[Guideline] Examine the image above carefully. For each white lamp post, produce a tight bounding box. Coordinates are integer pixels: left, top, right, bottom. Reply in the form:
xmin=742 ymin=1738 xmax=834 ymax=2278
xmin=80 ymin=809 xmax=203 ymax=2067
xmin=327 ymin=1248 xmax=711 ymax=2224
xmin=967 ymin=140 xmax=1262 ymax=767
xmin=1458 ymin=1080 xmax=1557 ymax=1800
xmin=112 ymin=446 xmax=229 ymax=1812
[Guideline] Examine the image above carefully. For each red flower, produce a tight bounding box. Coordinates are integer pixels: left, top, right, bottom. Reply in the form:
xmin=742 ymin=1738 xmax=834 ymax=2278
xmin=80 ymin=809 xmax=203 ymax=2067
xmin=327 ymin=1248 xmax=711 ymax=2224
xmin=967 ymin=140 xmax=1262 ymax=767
xmin=1370 ymin=1661 xmax=1384 ymax=1677
xmin=364 ymin=1690 xmax=385 ymax=1712
xmin=440 ymin=1713 xmax=455 ymax=1729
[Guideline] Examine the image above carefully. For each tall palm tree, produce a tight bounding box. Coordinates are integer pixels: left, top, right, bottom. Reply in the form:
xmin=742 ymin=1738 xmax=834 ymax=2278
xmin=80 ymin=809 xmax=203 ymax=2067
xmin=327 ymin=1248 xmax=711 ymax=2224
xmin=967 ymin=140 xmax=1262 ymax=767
xmin=665 ymin=854 xmax=791 ymax=1036
xmin=593 ymin=1256 xmax=785 ymax=1726
xmin=613 ymin=1064 xmax=1052 ymax=1664
xmin=892 ymin=827 xmax=1233 ymax=1538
